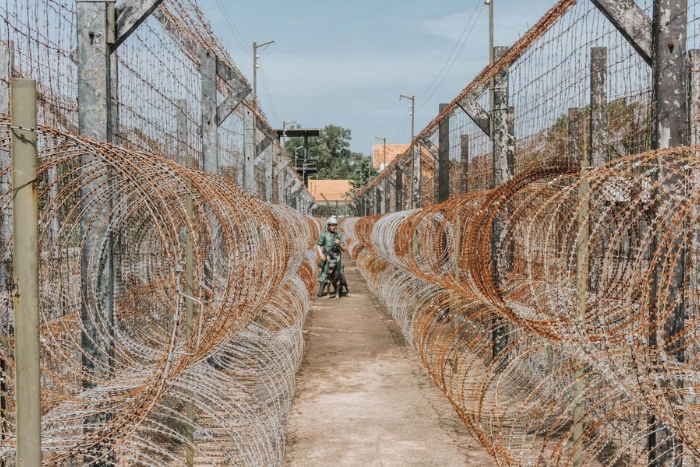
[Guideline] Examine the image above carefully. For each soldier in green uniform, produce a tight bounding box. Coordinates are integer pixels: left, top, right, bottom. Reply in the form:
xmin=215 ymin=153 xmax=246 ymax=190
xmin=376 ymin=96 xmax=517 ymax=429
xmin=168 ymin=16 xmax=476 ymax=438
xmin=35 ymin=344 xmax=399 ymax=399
xmin=317 ymin=216 xmax=346 ymax=296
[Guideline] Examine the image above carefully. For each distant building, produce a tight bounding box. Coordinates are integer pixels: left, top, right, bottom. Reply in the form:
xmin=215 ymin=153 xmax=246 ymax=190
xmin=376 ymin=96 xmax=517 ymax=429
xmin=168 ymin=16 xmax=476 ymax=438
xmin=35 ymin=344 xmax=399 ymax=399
xmin=372 ymin=144 xmax=411 ymax=172
xmin=308 ymin=179 xmax=352 ymax=218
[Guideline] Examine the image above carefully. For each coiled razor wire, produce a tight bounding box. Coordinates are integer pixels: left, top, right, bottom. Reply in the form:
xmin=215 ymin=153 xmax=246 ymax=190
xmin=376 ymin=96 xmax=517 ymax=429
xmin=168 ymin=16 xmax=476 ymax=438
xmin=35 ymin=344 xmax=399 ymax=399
xmin=0 ymin=122 xmax=321 ymax=465
xmin=345 ymin=148 xmax=700 ymax=466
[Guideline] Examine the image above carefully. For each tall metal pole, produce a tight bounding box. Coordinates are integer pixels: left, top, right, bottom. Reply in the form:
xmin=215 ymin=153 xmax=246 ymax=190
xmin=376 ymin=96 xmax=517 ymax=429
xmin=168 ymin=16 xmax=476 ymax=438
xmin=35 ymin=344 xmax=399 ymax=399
xmin=11 ymin=78 xmax=41 ymax=467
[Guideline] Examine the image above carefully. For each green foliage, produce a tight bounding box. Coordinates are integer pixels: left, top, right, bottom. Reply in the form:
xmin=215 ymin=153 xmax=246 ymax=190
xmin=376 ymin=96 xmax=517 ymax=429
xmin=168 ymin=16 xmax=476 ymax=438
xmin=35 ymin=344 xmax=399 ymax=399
xmin=283 ymin=124 xmax=368 ymax=181
xmin=348 ymin=157 xmax=378 ymax=196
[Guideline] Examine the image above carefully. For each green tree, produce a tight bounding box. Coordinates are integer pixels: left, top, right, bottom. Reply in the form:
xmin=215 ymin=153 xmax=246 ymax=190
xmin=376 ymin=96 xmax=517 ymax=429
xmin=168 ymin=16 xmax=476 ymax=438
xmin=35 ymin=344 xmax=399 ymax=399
xmin=347 ymin=156 xmax=378 ymax=196
xmin=283 ymin=124 xmax=366 ymax=180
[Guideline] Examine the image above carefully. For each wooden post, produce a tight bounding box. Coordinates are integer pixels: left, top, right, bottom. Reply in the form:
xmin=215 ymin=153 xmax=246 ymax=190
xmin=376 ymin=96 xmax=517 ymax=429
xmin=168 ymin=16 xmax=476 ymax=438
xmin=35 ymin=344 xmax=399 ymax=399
xmin=11 ymin=78 xmax=41 ymax=467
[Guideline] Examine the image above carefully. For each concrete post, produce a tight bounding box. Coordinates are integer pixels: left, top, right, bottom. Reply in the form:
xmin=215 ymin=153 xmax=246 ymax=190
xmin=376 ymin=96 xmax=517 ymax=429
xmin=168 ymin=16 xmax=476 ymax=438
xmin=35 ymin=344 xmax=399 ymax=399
xmin=492 ymin=46 xmax=514 ymax=188
xmin=176 ymin=100 xmax=188 ymax=167
xmin=652 ymin=0 xmax=688 ymax=150
xmin=689 ymin=49 xmax=700 ymax=146
xmin=438 ymin=103 xmax=450 ymax=203
xmin=264 ymin=147 xmax=273 ymax=202
xmin=395 ymin=168 xmax=403 ymax=211
xmin=460 ymin=134 xmax=469 ymax=193
xmin=0 ymin=41 xmax=13 ymax=293
xmin=590 ymin=48 xmax=607 ymax=167
xmin=648 ymin=1 xmax=688 ymax=464
xmin=375 ymin=186 xmax=382 ymax=215
xmin=568 ymin=107 xmax=580 ymax=162
xmin=11 ymin=78 xmax=41 ymax=467
xmin=77 ymin=3 xmax=116 ymax=462
xmin=244 ymin=107 xmax=256 ymax=194
xmin=277 ymin=162 xmax=286 ymax=205
xmin=199 ymin=49 xmax=218 ymax=174
xmin=491 ymin=46 xmax=512 ymax=359
xmin=384 ymin=177 xmax=390 ymax=213
xmin=412 ymin=144 xmax=421 ymax=209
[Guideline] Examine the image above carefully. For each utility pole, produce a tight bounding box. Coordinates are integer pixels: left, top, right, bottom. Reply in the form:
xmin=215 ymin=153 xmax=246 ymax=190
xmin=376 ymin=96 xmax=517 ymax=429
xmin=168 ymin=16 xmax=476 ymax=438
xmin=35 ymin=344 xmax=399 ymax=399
xmin=282 ymin=120 xmax=296 ymax=143
xmin=375 ymin=137 xmax=386 ymax=171
xmin=400 ymin=94 xmax=415 ymax=141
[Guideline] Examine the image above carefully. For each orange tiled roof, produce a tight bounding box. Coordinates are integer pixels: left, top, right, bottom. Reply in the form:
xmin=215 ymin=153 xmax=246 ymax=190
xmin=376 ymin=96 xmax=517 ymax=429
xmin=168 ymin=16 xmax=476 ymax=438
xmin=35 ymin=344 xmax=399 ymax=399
xmin=308 ymin=179 xmax=352 ymax=203
xmin=372 ymin=144 xmax=411 ymax=171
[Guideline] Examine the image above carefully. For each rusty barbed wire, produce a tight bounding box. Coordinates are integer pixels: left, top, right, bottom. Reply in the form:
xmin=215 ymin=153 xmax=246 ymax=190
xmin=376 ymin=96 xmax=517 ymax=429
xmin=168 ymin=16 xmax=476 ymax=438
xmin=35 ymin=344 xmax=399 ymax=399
xmin=0 ymin=121 xmax=320 ymax=465
xmin=345 ymin=146 xmax=700 ymax=466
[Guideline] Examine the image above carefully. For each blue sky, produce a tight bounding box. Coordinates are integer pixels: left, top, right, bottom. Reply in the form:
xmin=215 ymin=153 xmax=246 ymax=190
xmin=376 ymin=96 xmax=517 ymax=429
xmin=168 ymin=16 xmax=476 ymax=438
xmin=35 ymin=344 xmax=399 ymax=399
xmin=198 ymin=0 xmax=555 ymax=154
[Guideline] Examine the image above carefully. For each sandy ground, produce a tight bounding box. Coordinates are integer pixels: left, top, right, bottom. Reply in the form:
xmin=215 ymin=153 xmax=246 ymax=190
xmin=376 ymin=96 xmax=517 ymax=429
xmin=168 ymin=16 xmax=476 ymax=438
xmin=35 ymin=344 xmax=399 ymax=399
xmin=284 ymin=260 xmax=495 ymax=467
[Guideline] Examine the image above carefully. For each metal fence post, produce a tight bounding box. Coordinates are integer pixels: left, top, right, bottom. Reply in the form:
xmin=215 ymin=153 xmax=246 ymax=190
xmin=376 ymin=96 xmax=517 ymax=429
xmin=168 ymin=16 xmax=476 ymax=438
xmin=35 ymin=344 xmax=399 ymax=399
xmin=11 ymin=78 xmax=41 ymax=467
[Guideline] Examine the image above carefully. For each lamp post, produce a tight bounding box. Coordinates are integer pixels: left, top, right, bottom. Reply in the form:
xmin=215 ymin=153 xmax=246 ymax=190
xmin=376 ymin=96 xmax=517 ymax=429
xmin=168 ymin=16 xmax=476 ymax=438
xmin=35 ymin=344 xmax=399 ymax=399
xmin=485 ymin=0 xmax=494 ymax=139
xmin=375 ymin=136 xmax=386 ymax=171
xmin=282 ymin=120 xmax=297 ymax=142
xmin=252 ymin=39 xmax=274 ymax=168
xmin=399 ymin=94 xmax=415 ymax=142
xmin=293 ymin=145 xmax=303 ymax=171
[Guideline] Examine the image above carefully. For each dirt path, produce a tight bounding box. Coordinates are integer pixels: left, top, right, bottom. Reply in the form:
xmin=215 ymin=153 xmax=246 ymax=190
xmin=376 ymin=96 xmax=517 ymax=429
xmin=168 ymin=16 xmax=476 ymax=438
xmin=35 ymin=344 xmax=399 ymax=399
xmin=284 ymin=260 xmax=495 ymax=467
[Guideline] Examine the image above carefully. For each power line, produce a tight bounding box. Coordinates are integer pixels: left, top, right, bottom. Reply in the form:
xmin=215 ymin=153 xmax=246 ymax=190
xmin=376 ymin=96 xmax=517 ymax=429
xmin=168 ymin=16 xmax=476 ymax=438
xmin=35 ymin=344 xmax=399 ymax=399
xmin=259 ymin=66 xmax=280 ymax=128
xmin=391 ymin=109 xmax=411 ymax=143
xmin=214 ymin=0 xmax=253 ymax=60
xmin=418 ymin=4 xmax=485 ymax=110
xmin=416 ymin=2 xmax=485 ymax=108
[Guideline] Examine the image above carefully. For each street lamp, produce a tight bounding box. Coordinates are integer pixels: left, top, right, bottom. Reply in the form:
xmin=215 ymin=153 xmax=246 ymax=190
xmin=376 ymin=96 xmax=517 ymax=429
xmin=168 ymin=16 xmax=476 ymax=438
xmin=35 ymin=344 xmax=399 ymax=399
xmin=282 ymin=120 xmax=297 ymax=151
xmin=282 ymin=120 xmax=297 ymax=138
xmin=399 ymin=94 xmax=415 ymax=142
xmin=374 ymin=136 xmax=387 ymax=171
xmin=293 ymin=145 xmax=303 ymax=169
xmin=253 ymin=39 xmax=274 ymax=164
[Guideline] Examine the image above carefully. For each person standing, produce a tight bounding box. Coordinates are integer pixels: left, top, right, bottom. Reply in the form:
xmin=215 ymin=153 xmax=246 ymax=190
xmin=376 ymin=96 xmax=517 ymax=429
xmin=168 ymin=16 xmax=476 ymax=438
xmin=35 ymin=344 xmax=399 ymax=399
xmin=317 ymin=216 xmax=346 ymax=296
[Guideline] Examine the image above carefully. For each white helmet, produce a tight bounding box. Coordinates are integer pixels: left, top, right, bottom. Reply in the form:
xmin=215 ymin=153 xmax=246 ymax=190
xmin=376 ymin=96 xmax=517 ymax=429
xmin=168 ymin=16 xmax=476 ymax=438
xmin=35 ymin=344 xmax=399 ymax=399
xmin=326 ymin=216 xmax=338 ymax=226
